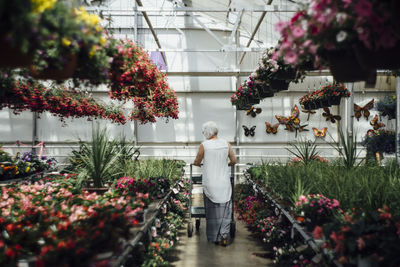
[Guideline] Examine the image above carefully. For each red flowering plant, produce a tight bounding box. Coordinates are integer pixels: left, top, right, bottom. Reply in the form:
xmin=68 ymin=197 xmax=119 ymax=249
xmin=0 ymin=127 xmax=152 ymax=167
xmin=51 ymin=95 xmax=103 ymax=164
xmin=108 ymin=40 xmax=179 ymax=123
xmin=274 ymin=0 xmax=400 ymax=66
xmin=298 ymin=84 xmax=350 ymax=109
xmin=0 ymin=75 xmax=126 ymax=124
xmin=0 ymin=181 xmax=147 ymax=266
xmin=294 ymin=194 xmax=343 ymax=232
xmin=230 ymin=77 xmax=258 ymax=107
xmin=316 ymin=206 xmax=400 ymax=266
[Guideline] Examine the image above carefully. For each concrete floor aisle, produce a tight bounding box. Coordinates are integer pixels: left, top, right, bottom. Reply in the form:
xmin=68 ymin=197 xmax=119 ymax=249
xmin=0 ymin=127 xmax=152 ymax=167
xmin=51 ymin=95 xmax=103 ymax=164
xmin=170 ymin=217 xmax=274 ymax=267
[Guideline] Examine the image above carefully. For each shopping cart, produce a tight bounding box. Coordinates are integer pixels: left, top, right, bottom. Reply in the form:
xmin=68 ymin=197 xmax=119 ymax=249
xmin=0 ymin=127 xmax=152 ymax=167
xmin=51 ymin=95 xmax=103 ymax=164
xmin=187 ymin=164 xmax=236 ymax=239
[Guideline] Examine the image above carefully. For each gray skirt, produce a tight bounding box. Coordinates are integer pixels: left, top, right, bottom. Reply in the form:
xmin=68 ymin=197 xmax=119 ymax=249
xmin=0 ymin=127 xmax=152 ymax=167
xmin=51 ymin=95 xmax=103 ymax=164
xmin=203 ymin=194 xmax=232 ymax=242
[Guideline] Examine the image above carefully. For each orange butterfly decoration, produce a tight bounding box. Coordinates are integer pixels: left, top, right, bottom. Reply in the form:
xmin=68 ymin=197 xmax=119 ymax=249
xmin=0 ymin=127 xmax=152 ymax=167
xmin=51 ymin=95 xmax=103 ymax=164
xmin=370 ymin=114 xmax=385 ymax=130
xmin=275 ymin=105 xmax=300 ymax=127
xmin=354 ymin=99 xmax=374 ymax=121
xmin=276 ymin=105 xmax=308 ymax=137
xmin=312 ymin=127 xmax=328 ymax=138
xmin=246 ymin=106 xmax=262 ymax=118
xmin=322 ymin=108 xmax=341 ymax=123
xmin=265 ymin=122 xmax=279 ymax=134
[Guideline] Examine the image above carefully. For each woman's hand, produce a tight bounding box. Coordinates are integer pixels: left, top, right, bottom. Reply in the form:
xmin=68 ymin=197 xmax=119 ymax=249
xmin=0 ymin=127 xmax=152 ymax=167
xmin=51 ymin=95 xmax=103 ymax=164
xmin=228 ymin=143 xmax=237 ymax=166
xmin=193 ymin=144 xmax=204 ymax=166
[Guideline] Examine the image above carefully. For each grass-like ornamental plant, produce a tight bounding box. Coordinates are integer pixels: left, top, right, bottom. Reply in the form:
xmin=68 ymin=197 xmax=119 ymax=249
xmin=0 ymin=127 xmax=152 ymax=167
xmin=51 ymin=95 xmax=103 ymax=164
xmin=328 ymin=127 xmax=361 ymax=169
xmin=286 ymin=139 xmax=320 ymax=166
xmin=72 ymin=124 xmax=122 ymax=188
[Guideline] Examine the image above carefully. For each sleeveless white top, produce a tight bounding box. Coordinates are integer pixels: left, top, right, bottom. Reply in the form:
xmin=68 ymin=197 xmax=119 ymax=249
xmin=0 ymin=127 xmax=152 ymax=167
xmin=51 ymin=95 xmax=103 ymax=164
xmin=202 ymin=138 xmax=231 ymax=203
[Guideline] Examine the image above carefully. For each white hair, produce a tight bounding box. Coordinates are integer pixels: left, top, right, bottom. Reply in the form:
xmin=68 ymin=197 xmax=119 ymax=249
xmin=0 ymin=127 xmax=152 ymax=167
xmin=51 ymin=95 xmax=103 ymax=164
xmin=202 ymin=121 xmax=218 ymax=139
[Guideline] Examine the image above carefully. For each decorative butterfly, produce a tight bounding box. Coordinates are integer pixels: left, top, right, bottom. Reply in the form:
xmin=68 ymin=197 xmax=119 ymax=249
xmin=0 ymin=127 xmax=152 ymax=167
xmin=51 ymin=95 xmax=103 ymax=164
xmin=301 ymin=109 xmax=316 ymax=121
xmin=265 ymin=122 xmax=279 ymax=134
xmin=275 ymin=105 xmax=300 ymax=126
xmin=354 ymin=99 xmax=374 ymax=121
xmin=322 ymin=108 xmax=341 ymax=123
xmin=242 ymin=125 xmax=256 ymax=137
xmin=312 ymin=127 xmax=328 ymax=138
xmin=370 ymin=114 xmax=385 ymax=130
xmin=285 ymin=123 xmax=309 ymax=138
xmin=246 ymin=106 xmax=262 ymax=118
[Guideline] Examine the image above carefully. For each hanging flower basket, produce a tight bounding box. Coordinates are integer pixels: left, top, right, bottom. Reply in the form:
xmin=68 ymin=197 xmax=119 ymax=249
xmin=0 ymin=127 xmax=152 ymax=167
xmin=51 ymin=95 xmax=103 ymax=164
xmin=355 ymin=43 xmax=400 ymax=70
xmin=236 ymin=98 xmax=252 ymax=110
xmin=302 ymin=102 xmax=312 ymax=110
xmin=319 ymin=99 xmax=331 ymax=108
xmin=29 ymin=54 xmax=77 ymax=80
xmin=274 ymin=68 xmax=296 ymax=80
xmin=325 ymin=50 xmax=377 ymax=85
xmin=270 ymin=79 xmax=289 ymax=91
xmin=247 ymin=94 xmax=260 ymax=105
xmin=255 ymin=82 xmax=274 ymax=98
xmin=328 ymin=96 xmax=342 ymax=106
xmin=0 ymin=39 xmax=33 ymax=68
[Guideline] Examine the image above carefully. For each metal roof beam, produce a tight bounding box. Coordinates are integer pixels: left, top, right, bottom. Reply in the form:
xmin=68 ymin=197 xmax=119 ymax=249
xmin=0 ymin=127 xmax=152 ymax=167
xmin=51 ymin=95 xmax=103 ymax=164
xmin=135 ymin=0 xmax=168 ymax=67
xmin=239 ymin=0 xmax=274 ymax=64
xmin=133 ymin=6 xmax=296 ymax=12
xmin=227 ymin=10 xmax=244 ymax=46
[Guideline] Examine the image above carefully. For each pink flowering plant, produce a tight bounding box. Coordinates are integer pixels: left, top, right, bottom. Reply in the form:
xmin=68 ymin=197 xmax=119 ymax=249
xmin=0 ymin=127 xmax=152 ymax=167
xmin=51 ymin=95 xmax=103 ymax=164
xmin=274 ymin=0 xmax=400 ymax=66
xmin=295 ymin=194 xmax=342 ymax=231
xmin=257 ymin=48 xmax=300 ymax=82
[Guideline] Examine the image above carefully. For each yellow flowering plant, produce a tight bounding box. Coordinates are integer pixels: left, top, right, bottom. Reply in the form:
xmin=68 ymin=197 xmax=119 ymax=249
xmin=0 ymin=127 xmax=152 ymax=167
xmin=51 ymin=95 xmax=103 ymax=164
xmin=72 ymin=7 xmax=113 ymax=86
xmin=29 ymin=3 xmax=110 ymax=82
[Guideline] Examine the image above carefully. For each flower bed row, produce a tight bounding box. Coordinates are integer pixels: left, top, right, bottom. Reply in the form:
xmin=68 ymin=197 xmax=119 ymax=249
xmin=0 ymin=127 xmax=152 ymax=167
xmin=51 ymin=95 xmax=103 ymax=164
xmin=243 ymin=161 xmax=400 ymax=265
xmin=0 ymin=171 xmax=189 ymax=266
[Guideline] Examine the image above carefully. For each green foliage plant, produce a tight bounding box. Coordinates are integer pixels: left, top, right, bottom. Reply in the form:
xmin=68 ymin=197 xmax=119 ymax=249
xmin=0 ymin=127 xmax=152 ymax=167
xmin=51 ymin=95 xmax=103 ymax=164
xmin=327 ymin=127 xmax=362 ymax=169
xmin=286 ymin=138 xmax=320 ymax=166
xmin=71 ymin=123 xmax=121 ymax=188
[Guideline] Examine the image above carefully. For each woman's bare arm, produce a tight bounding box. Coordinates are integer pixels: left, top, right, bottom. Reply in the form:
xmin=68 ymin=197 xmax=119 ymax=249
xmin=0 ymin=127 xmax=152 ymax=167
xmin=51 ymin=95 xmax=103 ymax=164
xmin=193 ymin=144 xmax=204 ymax=166
xmin=228 ymin=143 xmax=237 ymax=166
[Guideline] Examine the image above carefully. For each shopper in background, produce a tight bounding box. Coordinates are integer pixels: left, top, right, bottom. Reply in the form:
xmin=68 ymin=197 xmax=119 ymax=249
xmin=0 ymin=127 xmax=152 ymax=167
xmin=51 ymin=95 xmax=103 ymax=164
xmin=194 ymin=121 xmax=237 ymax=246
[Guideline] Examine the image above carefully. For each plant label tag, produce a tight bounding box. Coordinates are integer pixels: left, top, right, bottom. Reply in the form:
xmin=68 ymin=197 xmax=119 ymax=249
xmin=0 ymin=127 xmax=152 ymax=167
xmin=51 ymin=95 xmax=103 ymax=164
xmin=172 ymin=188 xmax=179 ymax=194
xmin=155 ymin=218 xmax=161 ymax=228
xmin=151 ymin=226 xmax=157 ymax=237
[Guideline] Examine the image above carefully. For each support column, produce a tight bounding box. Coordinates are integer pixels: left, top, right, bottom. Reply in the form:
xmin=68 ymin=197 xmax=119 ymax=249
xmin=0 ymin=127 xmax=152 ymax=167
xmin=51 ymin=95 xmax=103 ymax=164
xmin=345 ymin=82 xmax=354 ymax=137
xmin=32 ymin=112 xmax=38 ymax=154
xmin=396 ymin=77 xmax=400 ymax=165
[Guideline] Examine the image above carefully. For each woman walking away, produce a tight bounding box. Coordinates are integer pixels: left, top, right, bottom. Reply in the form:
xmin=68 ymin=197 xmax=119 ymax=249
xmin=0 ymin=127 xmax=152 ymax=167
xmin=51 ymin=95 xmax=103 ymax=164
xmin=193 ymin=121 xmax=237 ymax=246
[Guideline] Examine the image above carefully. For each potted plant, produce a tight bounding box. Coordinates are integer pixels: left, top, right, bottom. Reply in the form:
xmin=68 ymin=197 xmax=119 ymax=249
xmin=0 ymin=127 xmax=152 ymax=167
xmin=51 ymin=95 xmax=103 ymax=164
xmin=108 ymin=40 xmax=179 ymax=123
xmin=0 ymin=0 xmax=46 ymax=68
xmin=299 ymin=84 xmax=350 ymax=110
xmin=376 ymin=95 xmax=396 ymax=120
xmin=28 ymin=1 xmax=82 ymax=80
xmin=274 ymin=0 xmax=400 ymax=83
xmin=230 ymin=77 xmax=259 ymax=109
xmin=68 ymin=124 xmax=122 ymax=191
xmin=71 ymin=7 xmax=112 ymax=86
xmin=254 ymin=48 xmax=298 ymax=92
